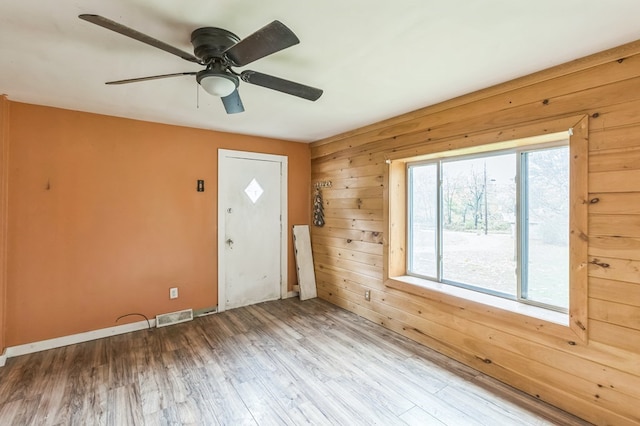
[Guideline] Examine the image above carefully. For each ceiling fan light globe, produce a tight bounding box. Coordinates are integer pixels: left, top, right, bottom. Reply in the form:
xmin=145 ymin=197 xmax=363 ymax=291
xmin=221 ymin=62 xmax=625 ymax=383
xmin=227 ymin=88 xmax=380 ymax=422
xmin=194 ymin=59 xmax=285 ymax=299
xmin=200 ymin=74 xmax=237 ymax=97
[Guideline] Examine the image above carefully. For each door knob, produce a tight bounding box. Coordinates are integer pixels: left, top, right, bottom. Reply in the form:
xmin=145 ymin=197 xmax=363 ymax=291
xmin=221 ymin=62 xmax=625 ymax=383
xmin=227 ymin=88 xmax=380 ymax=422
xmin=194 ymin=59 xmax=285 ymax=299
xmin=226 ymin=238 xmax=234 ymax=248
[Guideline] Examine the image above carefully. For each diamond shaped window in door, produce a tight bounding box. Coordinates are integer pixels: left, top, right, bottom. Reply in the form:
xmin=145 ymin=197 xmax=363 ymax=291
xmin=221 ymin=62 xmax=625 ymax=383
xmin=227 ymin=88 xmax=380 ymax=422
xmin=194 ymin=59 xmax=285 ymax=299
xmin=244 ymin=178 xmax=264 ymax=204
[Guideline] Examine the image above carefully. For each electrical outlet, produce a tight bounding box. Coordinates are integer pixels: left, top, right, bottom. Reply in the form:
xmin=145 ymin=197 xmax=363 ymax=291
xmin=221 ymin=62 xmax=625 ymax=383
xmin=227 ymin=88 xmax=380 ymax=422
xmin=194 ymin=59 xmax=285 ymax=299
xmin=364 ymin=290 xmax=371 ymax=301
xmin=169 ymin=287 xmax=178 ymax=299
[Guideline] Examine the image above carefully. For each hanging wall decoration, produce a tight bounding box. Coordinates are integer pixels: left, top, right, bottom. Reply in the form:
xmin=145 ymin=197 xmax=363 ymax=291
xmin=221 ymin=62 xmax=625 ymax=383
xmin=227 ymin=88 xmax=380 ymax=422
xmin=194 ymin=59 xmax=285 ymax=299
xmin=313 ymin=181 xmax=331 ymax=227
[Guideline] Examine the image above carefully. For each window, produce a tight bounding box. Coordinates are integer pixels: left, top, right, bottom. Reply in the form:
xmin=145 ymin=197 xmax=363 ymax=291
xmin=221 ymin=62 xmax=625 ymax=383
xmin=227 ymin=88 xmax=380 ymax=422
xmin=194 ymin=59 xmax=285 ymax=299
xmin=407 ymin=143 xmax=569 ymax=312
xmin=386 ymin=116 xmax=589 ymax=340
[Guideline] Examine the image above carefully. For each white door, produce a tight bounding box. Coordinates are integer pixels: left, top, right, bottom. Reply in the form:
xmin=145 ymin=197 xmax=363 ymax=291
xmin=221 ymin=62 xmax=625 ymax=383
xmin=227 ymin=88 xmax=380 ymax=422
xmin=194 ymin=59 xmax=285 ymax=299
xmin=218 ymin=150 xmax=288 ymax=312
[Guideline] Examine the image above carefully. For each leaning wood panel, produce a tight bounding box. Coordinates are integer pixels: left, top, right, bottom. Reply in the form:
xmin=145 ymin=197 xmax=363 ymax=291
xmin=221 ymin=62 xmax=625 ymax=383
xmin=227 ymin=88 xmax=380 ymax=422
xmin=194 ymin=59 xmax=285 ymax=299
xmin=292 ymin=225 xmax=318 ymax=301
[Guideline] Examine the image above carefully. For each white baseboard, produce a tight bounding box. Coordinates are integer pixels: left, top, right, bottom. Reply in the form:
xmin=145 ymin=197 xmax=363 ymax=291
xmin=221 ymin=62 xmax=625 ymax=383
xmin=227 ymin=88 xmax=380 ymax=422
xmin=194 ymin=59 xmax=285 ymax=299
xmin=1 ymin=318 xmax=155 ymax=366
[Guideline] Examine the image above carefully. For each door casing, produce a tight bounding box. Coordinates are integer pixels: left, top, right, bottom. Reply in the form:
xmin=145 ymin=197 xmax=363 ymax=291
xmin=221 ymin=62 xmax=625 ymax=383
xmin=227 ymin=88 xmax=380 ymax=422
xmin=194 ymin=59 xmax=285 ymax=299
xmin=217 ymin=149 xmax=288 ymax=312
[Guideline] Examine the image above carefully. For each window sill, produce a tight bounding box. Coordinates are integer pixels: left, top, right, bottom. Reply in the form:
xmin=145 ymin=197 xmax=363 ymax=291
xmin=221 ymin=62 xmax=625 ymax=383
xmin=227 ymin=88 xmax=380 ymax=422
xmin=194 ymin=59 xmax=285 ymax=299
xmin=386 ymin=275 xmax=569 ymax=327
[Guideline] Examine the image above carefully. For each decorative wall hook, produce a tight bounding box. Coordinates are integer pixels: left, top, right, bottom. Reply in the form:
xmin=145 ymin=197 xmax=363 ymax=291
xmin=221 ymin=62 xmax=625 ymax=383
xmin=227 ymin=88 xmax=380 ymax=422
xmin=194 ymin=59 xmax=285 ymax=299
xmin=313 ymin=182 xmax=329 ymax=227
xmin=314 ymin=180 xmax=332 ymax=189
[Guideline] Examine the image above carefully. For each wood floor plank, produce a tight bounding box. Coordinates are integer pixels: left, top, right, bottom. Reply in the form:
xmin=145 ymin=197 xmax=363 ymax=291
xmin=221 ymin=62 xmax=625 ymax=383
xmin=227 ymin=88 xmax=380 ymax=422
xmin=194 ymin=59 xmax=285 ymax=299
xmin=399 ymin=405 xmax=447 ymax=426
xmin=0 ymin=298 xmax=591 ymax=425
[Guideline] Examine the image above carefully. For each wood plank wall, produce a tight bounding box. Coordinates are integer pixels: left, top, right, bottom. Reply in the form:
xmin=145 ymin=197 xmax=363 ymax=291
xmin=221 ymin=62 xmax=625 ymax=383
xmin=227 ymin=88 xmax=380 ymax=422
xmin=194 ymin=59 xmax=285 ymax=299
xmin=309 ymin=41 xmax=640 ymax=425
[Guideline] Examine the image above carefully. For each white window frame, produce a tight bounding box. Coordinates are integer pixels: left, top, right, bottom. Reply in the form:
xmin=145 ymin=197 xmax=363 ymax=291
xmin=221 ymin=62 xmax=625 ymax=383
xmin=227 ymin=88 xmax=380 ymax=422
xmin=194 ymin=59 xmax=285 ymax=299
xmin=406 ymin=141 xmax=569 ymax=313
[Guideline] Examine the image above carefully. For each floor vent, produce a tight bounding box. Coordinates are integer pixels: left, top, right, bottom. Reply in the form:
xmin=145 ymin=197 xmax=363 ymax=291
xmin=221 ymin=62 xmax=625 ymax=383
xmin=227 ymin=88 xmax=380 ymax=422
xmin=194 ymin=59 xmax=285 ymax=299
xmin=156 ymin=309 xmax=193 ymax=328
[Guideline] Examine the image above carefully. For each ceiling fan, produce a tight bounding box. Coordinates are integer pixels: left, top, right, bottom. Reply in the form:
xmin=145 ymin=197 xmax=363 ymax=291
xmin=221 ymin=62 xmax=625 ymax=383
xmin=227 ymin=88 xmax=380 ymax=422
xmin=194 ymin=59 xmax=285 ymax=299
xmin=78 ymin=14 xmax=323 ymax=114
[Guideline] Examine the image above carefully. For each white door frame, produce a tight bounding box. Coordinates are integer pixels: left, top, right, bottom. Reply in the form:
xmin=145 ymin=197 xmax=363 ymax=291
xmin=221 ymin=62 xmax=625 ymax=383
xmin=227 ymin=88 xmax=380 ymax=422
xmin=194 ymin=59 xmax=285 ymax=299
xmin=217 ymin=149 xmax=288 ymax=312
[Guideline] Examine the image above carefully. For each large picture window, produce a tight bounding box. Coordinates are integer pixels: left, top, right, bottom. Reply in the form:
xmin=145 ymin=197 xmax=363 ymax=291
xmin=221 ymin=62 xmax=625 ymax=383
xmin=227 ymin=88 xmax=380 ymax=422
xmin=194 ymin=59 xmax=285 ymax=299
xmin=407 ymin=142 xmax=569 ymax=312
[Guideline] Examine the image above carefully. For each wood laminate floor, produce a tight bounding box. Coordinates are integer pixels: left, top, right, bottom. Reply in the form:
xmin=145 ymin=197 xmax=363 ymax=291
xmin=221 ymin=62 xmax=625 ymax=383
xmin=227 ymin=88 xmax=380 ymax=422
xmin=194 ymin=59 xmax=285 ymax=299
xmin=0 ymin=298 xmax=591 ymax=425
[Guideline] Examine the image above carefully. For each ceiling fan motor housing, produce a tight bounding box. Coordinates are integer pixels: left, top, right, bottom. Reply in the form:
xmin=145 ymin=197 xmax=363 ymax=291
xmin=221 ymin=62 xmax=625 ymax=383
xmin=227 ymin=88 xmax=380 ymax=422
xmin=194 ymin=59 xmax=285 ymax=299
xmin=190 ymin=27 xmax=240 ymax=63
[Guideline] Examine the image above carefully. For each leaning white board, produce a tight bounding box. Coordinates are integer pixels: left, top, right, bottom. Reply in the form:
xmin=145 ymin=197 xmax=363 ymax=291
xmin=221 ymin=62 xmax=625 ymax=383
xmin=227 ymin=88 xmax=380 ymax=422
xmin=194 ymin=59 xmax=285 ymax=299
xmin=292 ymin=225 xmax=318 ymax=300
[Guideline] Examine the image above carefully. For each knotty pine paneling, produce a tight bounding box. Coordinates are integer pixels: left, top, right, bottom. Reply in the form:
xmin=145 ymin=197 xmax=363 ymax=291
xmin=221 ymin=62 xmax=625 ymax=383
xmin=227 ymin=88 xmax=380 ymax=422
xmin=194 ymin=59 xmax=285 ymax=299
xmin=589 ymin=214 xmax=640 ymax=237
xmin=589 ymin=146 xmax=640 ymax=172
xmin=311 ymin=244 xmax=382 ymax=268
xmin=310 ymin=40 xmax=640 ymax=425
xmin=322 ymin=208 xmax=382 ymax=221
xmin=589 ymin=124 xmax=640 ymax=151
xmin=311 ymin=235 xmax=383 ymax=256
xmin=589 ymin=276 xmax=640 ymax=304
xmin=589 ymin=169 xmax=640 ymax=193
xmin=588 ymin=256 xmax=640 ymax=284
xmin=310 ymin=226 xmax=383 ymax=244
xmin=589 ymin=235 xmax=640 ymax=259
xmin=588 ymin=192 xmax=640 ymax=214
xmin=589 ymin=298 xmax=640 ymax=330
xmin=590 ymin=319 xmax=640 ymax=353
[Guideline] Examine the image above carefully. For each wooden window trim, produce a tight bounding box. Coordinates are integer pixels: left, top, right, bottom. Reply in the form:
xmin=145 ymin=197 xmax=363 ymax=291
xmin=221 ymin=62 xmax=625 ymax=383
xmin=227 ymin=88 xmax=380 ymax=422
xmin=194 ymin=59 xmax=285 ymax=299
xmin=384 ymin=114 xmax=589 ymax=342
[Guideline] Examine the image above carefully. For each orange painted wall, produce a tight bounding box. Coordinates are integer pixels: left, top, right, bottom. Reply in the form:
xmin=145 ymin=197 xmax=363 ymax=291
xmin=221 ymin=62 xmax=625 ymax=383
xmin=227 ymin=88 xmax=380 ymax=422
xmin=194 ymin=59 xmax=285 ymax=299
xmin=6 ymin=101 xmax=310 ymax=347
xmin=0 ymin=95 xmax=9 ymax=354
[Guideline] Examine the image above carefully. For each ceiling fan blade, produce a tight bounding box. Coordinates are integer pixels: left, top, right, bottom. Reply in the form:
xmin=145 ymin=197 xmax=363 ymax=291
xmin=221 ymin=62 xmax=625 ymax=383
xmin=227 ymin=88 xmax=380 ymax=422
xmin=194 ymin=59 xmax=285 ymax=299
xmin=106 ymin=72 xmax=197 ymax=85
xmin=79 ymin=14 xmax=200 ymax=64
xmin=221 ymin=90 xmax=245 ymax=114
xmin=225 ymin=21 xmax=299 ymax=67
xmin=241 ymin=71 xmax=323 ymax=101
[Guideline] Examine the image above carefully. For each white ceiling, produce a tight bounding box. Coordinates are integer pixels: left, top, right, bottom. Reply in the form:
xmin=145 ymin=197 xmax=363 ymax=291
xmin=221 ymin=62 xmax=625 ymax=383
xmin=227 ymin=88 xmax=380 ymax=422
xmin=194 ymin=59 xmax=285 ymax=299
xmin=1 ymin=1 xmax=640 ymax=143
